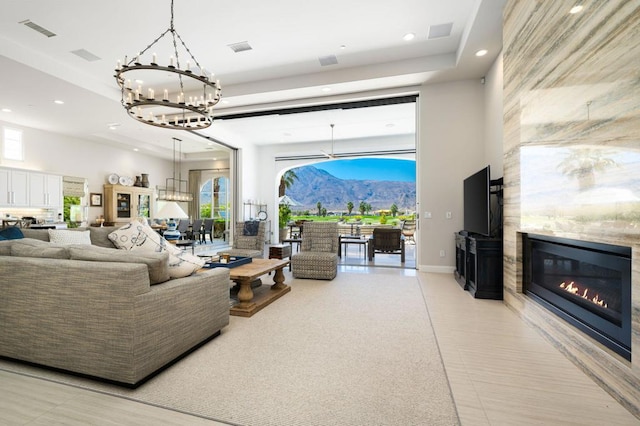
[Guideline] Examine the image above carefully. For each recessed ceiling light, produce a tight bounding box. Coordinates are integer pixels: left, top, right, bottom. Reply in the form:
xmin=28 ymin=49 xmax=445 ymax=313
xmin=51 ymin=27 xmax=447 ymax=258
xmin=569 ymin=5 xmax=584 ymax=14
xmin=135 ymin=79 xmax=144 ymax=84
xmin=207 ymin=142 xmax=214 ymax=146
xmin=53 ymin=100 xmax=64 ymax=105
xmin=385 ymin=123 xmax=395 ymax=128
xmin=475 ymin=49 xmax=488 ymax=57
xmin=340 ymin=44 xmax=347 ymax=49
xmin=1 ymin=108 xmax=11 ymax=113
xmin=321 ymin=87 xmax=332 ymax=92
xmin=133 ymin=148 xmax=139 ymax=152
xmin=212 ymin=157 xmax=217 ymax=160
xmin=403 ymin=33 xmax=415 ymax=41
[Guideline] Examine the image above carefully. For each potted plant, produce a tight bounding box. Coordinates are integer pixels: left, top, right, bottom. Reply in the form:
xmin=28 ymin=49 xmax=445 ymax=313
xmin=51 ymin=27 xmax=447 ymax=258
xmin=279 ymin=203 xmax=292 ymax=242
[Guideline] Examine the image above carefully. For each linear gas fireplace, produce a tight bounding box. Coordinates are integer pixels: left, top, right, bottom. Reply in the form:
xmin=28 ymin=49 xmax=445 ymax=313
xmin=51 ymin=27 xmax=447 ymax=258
xmin=523 ymin=234 xmax=631 ymax=361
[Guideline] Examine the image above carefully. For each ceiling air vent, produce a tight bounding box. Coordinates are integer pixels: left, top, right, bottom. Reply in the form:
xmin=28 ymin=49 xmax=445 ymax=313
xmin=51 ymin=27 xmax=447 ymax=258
xmin=428 ymin=22 xmax=453 ymax=39
xmin=319 ymin=55 xmax=338 ymax=67
xmin=71 ymin=49 xmax=101 ymax=62
xmin=228 ymin=41 xmax=252 ymax=53
xmin=19 ymin=19 xmax=56 ymax=38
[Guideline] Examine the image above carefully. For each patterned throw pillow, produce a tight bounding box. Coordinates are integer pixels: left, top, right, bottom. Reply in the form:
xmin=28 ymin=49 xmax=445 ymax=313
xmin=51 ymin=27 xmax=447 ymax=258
xmin=108 ymin=221 xmax=204 ymax=278
xmin=48 ymin=229 xmax=92 ymax=245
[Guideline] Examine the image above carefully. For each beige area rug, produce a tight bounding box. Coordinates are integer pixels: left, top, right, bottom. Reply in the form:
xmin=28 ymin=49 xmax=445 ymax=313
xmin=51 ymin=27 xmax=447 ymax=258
xmin=0 ymin=271 xmax=459 ymax=426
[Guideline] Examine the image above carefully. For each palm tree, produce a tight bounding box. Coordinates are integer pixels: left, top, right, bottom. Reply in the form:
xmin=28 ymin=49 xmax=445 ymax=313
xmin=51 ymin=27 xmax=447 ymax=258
xmin=358 ymin=201 xmax=367 ymax=215
xmin=316 ymin=201 xmax=322 ymax=216
xmin=347 ymin=201 xmax=354 ymax=216
xmin=279 ymin=169 xmax=298 ymax=197
xmin=557 ymin=148 xmax=617 ymax=191
xmin=390 ymin=203 xmax=398 ymax=217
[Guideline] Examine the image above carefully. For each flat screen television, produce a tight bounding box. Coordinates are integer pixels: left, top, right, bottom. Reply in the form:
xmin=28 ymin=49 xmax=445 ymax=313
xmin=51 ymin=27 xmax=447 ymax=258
xmin=463 ymin=165 xmax=491 ymax=236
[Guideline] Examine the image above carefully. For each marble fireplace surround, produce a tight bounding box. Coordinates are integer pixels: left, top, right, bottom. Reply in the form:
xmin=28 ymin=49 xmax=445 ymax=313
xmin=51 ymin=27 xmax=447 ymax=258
xmin=502 ymin=0 xmax=640 ymax=418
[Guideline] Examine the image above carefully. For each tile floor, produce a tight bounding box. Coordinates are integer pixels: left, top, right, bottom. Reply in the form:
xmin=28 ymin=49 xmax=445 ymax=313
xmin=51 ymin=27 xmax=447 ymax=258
xmin=419 ymin=272 xmax=638 ymax=425
xmin=0 ymin=267 xmax=637 ymax=425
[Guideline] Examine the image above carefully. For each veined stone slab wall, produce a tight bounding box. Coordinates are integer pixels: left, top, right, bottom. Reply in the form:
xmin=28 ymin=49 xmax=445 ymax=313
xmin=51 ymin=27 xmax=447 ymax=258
xmin=503 ymin=0 xmax=640 ymax=417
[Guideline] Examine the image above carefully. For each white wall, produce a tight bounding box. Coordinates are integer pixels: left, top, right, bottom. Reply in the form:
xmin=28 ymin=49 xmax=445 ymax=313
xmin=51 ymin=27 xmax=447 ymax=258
xmin=417 ymin=79 xmax=486 ymax=271
xmin=1 ymin=120 xmax=173 ymax=221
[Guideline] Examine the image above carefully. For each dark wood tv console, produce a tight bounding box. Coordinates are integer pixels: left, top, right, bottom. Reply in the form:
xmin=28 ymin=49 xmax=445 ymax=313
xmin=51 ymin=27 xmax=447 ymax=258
xmin=454 ymin=231 xmax=503 ymax=299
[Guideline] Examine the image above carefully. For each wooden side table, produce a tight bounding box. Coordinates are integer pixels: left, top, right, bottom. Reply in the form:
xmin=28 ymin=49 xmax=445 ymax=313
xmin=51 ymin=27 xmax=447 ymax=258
xmin=269 ymin=244 xmax=292 ymax=271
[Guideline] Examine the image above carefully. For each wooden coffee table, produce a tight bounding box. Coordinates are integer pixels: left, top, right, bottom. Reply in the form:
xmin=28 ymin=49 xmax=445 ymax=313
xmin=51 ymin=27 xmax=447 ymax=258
xmin=229 ymin=258 xmax=291 ymax=317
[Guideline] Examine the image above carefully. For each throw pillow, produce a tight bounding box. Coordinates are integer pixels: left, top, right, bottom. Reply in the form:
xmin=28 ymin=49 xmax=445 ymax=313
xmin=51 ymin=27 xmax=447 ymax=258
xmin=48 ymin=229 xmax=92 ymax=245
xmin=88 ymin=226 xmax=119 ymax=248
xmin=68 ymin=245 xmax=170 ymax=285
xmin=108 ymin=221 xmax=204 ymax=278
xmin=243 ymin=221 xmax=260 ymax=236
xmin=11 ymin=243 xmax=70 ymax=259
xmin=0 ymin=226 xmax=24 ymax=240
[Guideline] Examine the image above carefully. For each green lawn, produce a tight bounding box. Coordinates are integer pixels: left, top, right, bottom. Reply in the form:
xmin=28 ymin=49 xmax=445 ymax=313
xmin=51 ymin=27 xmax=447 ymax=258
xmin=290 ymin=214 xmax=413 ymax=226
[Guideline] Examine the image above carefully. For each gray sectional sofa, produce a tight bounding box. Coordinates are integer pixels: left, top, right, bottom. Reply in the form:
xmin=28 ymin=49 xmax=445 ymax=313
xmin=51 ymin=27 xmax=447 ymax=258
xmin=0 ymin=226 xmax=230 ymax=386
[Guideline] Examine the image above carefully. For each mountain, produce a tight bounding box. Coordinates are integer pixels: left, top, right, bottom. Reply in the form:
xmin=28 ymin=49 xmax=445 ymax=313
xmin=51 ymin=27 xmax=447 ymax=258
xmin=285 ymin=165 xmax=416 ymax=212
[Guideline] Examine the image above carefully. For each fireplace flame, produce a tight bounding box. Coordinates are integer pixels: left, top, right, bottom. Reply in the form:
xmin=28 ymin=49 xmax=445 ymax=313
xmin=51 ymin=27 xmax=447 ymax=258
xmin=559 ymin=281 xmax=608 ymax=308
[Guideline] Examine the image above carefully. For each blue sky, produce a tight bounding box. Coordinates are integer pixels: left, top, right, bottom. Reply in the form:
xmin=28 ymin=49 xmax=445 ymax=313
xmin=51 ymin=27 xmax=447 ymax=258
xmin=314 ymin=158 xmax=416 ymax=182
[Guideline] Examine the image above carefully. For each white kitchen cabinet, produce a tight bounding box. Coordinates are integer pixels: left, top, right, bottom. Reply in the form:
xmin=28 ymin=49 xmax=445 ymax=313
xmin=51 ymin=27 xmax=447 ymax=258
xmin=0 ymin=168 xmax=29 ymax=207
xmin=29 ymin=172 xmax=63 ymax=208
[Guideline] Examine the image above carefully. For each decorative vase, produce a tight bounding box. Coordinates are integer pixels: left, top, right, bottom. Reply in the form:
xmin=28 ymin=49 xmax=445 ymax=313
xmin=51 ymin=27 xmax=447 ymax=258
xmin=134 ymin=176 xmax=142 ymax=187
xmin=141 ymin=173 xmax=149 ymax=188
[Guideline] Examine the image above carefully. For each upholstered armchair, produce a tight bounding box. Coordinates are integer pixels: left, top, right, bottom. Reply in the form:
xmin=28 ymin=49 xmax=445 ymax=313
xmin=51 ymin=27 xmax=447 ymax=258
xmin=368 ymin=227 xmax=405 ymax=262
xmin=291 ymin=222 xmax=339 ymax=280
xmin=218 ymin=220 xmax=266 ymax=259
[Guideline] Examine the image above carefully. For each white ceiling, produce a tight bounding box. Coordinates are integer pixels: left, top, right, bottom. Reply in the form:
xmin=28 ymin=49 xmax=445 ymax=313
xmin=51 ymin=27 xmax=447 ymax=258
xmin=0 ymin=0 xmax=505 ymax=160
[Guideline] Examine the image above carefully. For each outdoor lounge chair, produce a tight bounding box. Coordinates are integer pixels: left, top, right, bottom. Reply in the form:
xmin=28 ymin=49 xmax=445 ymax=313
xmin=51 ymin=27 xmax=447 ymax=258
xmin=368 ymin=227 xmax=405 ymax=263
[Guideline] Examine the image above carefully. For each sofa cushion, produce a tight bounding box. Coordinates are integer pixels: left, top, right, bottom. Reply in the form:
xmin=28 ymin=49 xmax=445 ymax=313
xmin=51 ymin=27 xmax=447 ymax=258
xmin=0 ymin=226 xmax=24 ymax=240
xmin=20 ymin=228 xmax=51 ymax=241
xmin=88 ymin=226 xmax=119 ymax=248
xmin=235 ymin=236 xmax=258 ymax=250
xmin=68 ymin=245 xmax=170 ymax=284
xmin=11 ymin=243 xmax=70 ymax=259
xmin=0 ymin=241 xmax=12 ymax=255
xmin=6 ymin=238 xmax=51 ymax=247
xmin=0 ymin=236 xmax=44 ymax=254
xmin=108 ymin=221 xmax=205 ymax=278
xmin=310 ymin=239 xmax=333 ymax=252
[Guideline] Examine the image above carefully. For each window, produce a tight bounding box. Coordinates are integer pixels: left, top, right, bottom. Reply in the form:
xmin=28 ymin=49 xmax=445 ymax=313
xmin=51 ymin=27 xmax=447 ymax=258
xmin=199 ymin=176 xmax=230 ymax=240
xmin=200 ymin=177 xmax=229 ymax=220
xmin=3 ymin=127 xmax=24 ymax=161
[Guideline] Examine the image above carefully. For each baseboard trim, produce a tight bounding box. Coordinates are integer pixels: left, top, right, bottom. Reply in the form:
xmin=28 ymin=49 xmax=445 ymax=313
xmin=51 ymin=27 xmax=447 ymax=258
xmin=419 ymin=265 xmax=455 ymax=273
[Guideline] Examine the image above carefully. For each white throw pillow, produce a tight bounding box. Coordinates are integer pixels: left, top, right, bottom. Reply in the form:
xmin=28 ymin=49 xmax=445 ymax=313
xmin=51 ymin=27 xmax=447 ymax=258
xmin=108 ymin=221 xmax=204 ymax=278
xmin=48 ymin=229 xmax=92 ymax=245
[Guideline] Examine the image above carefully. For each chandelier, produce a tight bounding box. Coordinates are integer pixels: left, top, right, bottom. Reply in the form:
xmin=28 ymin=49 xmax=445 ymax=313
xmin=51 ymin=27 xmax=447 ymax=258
xmin=114 ymin=0 xmax=221 ymax=130
xmin=158 ymin=137 xmax=193 ymax=201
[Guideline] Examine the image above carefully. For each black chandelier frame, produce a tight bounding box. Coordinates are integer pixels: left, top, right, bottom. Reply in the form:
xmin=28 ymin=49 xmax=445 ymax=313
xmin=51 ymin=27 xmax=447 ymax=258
xmin=114 ymin=0 xmax=221 ymax=130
